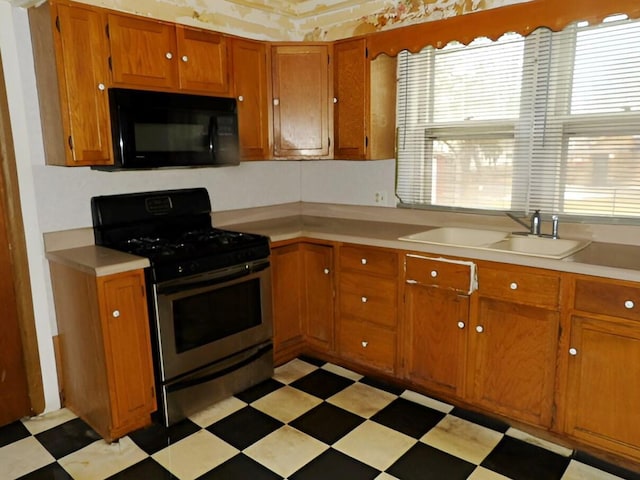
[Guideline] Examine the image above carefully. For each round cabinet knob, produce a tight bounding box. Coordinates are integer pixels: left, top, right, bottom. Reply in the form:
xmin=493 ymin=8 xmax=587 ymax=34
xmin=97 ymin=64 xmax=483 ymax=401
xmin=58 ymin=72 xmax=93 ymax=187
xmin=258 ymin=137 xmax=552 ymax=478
xmin=476 ymin=325 xmax=484 ymax=333
xmin=97 ymin=83 xmax=105 ymax=91
xmin=361 ymin=258 xmax=367 ymax=265
xmin=457 ymin=321 xmax=465 ymax=329
xmin=361 ymin=341 xmax=368 ymax=348
xmin=569 ymin=348 xmax=578 ymax=356
xmin=361 ymin=296 xmax=368 ymax=303
xmin=112 ymin=310 xmax=120 ymax=318
xmin=273 ymin=98 xmax=280 ymax=106
xmin=624 ymin=300 xmax=635 ymax=309
xmin=333 ymin=97 xmax=338 ymax=104
xmin=181 ymin=55 xmax=188 ymax=62
xmin=323 ymin=268 xmax=330 ymax=274
xmin=430 ymin=270 xmax=438 ymax=278
xmin=238 ymin=95 xmax=244 ymax=102
xmin=165 ymin=52 xmax=173 ymax=59
xmin=510 ymin=282 xmax=518 ymax=290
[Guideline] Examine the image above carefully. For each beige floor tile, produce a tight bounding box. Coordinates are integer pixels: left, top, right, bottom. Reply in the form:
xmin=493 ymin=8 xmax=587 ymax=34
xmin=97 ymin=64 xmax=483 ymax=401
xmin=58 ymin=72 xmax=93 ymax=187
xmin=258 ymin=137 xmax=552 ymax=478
xmin=322 ymin=362 xmax=364 ymax=381
xmin=421 ymin=415 xmax=503 ymax=464
xmin=561 ymin=460 xmax=626 ymax=480
xmin=21 ymin=408 xmax=77 ymax=435
xmin=467 ymin=466 xmax=512 ymax=479
xmin=328 ymin=382 xmax=396 ymax=418
xmin=251 ymin=385 xmax=322 ymax=422
xmin=506 ymin=427 xmax=573 ymax=457
xmin=152 ymin=430 xmax=238 ymax=480
xmin=333 ymin=420 xmax=416 ymax=471
xmin=400 ymin=390 xmax=454 ymax=414
xmin=273 ymin=358 xmax=318 ymax=384
xmin=0 ymin=436 xmax=55 ymax=479
xmin=59 ymin=436 xmax=148 ymax=480
xmin=189 ymin=395 xmax=246 ymax=428
xmin=243 ymin=425 xmax=327 ymax=478
xmin=376 ymin=472 xmax=400 ymax=480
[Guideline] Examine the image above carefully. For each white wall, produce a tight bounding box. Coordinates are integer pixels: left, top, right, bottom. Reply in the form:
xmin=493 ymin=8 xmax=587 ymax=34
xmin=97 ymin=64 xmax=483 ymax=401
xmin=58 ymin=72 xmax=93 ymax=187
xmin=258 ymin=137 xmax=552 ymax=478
xmin=0 ymin=2 xmax=397 ymax=413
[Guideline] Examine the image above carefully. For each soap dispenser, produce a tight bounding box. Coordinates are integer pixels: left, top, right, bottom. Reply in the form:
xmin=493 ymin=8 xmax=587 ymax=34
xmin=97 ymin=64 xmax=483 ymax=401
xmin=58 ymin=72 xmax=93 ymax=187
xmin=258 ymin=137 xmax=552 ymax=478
xmin=531 ymin=210 xmax=541 ymax=235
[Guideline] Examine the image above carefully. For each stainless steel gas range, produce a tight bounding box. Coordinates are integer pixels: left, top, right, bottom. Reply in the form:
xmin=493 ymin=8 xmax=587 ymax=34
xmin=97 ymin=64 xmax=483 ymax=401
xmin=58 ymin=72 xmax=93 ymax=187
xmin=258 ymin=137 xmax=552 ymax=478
xmin=91 ymin=188 xmax=273 ymax=426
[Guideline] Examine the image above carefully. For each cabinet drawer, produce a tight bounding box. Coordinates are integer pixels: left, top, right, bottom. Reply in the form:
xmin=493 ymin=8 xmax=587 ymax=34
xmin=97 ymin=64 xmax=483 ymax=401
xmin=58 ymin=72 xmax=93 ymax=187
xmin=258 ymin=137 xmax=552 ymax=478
xmin=339 ymin=272 xmax=397 ymax=327
xmin=338 ymin=319 xmax=396 ymax=373
xmin=478 ymin=265 xmax=560 ymax=308
xmin=340 ymin=245 xmax=397 ymax=277
xmin=574 ymin=278 xmax=640 ymax=322
xmin=405 ymin=254 xmax=474 ymax=293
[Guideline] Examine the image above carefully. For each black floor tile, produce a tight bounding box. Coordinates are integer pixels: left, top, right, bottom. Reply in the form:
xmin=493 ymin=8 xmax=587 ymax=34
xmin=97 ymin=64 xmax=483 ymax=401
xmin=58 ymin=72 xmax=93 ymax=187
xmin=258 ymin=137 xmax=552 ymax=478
xmin=297 ymin=355 xmax=326 ymax=367
xmin=197 ymin=453 xmax=283 ymax=480
xmin=0 ymin=420 xmax=31 ymax=448
xmin=386 ymin=442 xmax=476 ymax=480
xmin=289 ymin=402 xmax=365 ymax=444
xmin=290 ymin=369 xmax=354 ymax=400
xmin=371 ymin=398 xmax=446 ymax=439
xmin=34 ymin=418 xmax=101 ymax=459
xmin=206 ymin=406 xmax=283 ymax=450
xmin=573 ymin=450 xmax=640 ymax=480
xmin=290 ymin=448 xmax=380 ymax=480
xmin=481 ymin=436 xmax=571 ymax=480
xmin=17 ymin=462 xmax=73 ymax=480
xmin=235 ymin=378 xmax=285 ymax=403
xmin=360 ymin=376 xmax=405 ymax=396
xmin=106 ymin=458 xmax=176 ymax=479
xmin=128 ymin=418 xmax=201 ymax=455
xmin=450 ymin=407 xmax=510 ymax=433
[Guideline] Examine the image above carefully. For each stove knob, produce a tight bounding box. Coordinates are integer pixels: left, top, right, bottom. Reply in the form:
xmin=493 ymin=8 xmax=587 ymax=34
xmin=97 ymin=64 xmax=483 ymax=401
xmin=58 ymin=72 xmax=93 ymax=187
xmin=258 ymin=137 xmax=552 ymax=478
xmin=177 ymin=265 xmax=184 ymax=273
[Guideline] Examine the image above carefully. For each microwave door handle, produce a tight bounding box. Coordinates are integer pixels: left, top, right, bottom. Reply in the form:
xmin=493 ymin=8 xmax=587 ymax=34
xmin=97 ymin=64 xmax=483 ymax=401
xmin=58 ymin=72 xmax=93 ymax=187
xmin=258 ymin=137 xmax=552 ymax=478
xmin=208 ymin=116 xmax=217 ymax=154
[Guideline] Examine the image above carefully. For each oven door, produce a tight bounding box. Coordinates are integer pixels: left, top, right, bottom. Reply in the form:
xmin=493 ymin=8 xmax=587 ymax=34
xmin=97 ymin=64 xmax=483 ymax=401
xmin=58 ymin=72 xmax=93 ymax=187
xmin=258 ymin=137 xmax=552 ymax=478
xmin=152 ymin=259 xmax=272 ymax=381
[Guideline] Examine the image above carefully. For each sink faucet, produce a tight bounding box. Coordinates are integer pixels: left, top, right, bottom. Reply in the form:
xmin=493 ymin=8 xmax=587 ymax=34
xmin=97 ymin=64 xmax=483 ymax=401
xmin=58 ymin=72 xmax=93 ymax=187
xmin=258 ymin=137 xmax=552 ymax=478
xmin=530 ymin=210 xmax=541 ymax=235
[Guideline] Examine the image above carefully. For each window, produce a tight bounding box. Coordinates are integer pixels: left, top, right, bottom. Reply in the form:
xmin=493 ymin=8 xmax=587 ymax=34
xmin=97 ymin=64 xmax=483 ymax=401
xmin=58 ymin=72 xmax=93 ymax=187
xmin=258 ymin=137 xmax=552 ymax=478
xmin=396 ymin=16 xmax=640 ymax=221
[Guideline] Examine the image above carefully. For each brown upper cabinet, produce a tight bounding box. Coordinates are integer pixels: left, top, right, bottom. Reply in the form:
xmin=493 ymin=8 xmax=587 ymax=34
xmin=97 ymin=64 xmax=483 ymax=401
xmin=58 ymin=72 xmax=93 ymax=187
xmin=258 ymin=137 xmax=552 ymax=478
xmin=271 ymin=44 xmax=333 ymax=158
xmin=232 ymin=38 xmax=271 ymax=160
xmin=333 ymin=38 xmax=396 ymax=160
xmin=29 ymin=0 xmax=113 ymax=166
xmin=107 ymin=13 xmax=231 ymax=96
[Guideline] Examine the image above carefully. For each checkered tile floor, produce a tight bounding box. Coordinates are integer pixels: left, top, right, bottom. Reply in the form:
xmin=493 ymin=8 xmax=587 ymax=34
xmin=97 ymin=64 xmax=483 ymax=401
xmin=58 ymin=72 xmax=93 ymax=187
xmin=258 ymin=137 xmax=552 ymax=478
xmin=1 ymin=357 xmax=639 ymax=480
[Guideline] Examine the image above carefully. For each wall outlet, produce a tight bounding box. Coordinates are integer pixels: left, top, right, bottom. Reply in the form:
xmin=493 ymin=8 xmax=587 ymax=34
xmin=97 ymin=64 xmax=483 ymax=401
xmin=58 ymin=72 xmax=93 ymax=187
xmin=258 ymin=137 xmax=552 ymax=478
xmin=375 ymin=191 xmax=387 ymax=204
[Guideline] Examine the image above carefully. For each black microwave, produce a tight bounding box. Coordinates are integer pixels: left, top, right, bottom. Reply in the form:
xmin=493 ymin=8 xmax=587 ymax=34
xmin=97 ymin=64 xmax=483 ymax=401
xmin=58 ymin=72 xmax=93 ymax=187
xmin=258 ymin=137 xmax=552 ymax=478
xmin=101 ymin=88 xmax=239 ymax=170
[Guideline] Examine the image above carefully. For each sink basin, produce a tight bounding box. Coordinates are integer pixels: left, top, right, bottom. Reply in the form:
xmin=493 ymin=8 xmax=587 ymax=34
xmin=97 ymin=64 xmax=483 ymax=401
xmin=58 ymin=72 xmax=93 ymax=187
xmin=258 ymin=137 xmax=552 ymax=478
xmin=399 ymin=227 xmax=509 ymax=247
xmin=487 ymin=236 xmax=591 ymax=259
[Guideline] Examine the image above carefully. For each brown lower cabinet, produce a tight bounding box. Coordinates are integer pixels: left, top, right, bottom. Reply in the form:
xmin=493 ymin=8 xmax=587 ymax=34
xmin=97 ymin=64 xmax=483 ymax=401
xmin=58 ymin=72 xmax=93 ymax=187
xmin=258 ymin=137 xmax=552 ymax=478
xmin=271 ymin=239 xmax=640 ymax=467
xmin=48 ymin=264 xmax=156 ymax=442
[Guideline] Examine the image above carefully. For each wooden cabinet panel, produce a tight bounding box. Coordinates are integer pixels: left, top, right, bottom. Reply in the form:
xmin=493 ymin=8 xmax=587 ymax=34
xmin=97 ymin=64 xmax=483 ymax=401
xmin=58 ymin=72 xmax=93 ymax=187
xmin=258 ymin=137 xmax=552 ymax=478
xmin=574 ymin=278 xmax=640 ymax=322
xmin=301 ymin=243 xmax=335 ymax=351
xmin=232 ymin=38 xmax=271 ymax=159
xmin=564 ymin=315 xmax=640 ymax=461
xmin=404 ymin=283 xmax=469 ymax=398
xmin=29 ymin=1 xmax=112 ymax=166
xmin=338 ymin=318 xmax=396 ymax=374
xmin=471 ymin=297 xmax=558 ymax=427
xmin=177 ymin=26 xmax=230 ymax=94
xmin=339 ymin=272 xmax=397 ymax=327
xmin=271 ymin=44 xmax=332 ymax=158
xmin=108 ymin=13 xmax=178 ymax=88
xmin=339 ymin=245 xmax=397 ymax=277
xmin=405 ymin=254 xmax=474 ymax=292
xmin=477 ymin=263 xmax=560 ymax=308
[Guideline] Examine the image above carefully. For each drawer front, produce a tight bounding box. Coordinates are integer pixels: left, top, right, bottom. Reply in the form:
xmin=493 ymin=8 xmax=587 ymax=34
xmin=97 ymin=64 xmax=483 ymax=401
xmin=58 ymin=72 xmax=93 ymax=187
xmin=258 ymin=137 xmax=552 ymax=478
xmin=340 ymin=245 xmax=397 ymax=277
xmin=574 ymin=278 xmax=640 ymax=322
xmin=405 ymin=254 xmax=473 ymax=292
xmin=478 ymin=266 xmax=560 ymax=308
xmin=338 ymin=319 xmax=396 ymax=373
xmin=339 ymin=272 xmax=397 ymax=327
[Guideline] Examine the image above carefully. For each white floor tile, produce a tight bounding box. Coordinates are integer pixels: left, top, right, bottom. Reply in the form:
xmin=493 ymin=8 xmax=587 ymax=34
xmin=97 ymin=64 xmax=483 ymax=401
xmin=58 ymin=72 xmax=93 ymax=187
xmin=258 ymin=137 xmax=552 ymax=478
xmin=400 ymin=390 xmax=454 ymax=414
xmin=188 ymin=395 xmax=247 ymax=428
xmin=468 ymin=465 xmax=512 ymax=479
xmin=251 ymin=385 xmax=322 ymax=422
xmin=0 ymin=436 xmax=55 ymax=479
xmin=562 ymin=459 xmax=627 ymax=480
xmin=328 ymin=382 xmax=396 ymax=418
xmin=21 ymin=408 xmax=77 ymax=435
xmin=321 ymin=362 xmax=364 ymax=381
xmin=506 ymin=427 xmax=573 ymax=457
xmin=273 ymin=358 xmax=319 ymax=384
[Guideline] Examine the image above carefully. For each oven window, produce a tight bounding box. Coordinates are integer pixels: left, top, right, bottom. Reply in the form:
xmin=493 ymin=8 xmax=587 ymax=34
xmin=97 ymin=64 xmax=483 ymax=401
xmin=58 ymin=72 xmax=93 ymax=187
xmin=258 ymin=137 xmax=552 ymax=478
xmin=173 ymin=278 xmax=262 ymax=353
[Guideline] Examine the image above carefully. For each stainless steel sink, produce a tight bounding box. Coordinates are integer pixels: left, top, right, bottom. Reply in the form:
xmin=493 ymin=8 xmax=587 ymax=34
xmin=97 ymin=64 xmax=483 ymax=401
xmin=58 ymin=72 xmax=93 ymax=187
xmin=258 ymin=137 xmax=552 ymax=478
xmin=399 ymin=227 xmax=509 ymax=247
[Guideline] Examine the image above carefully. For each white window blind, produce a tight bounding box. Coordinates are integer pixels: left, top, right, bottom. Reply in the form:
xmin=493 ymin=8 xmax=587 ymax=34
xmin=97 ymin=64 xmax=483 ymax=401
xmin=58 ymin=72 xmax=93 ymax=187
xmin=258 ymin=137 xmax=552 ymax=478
xmin=396 ymin=16 xmax=640 ymax=220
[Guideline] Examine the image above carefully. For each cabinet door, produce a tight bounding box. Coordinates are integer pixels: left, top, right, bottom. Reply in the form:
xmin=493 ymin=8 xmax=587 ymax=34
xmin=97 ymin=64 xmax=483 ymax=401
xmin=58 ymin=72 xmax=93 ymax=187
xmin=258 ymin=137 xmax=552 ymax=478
xmin=232 ymin=38 xmax=271 ymax=159
xmin=176 ymin=26 xmax=230 ymax=95
xmin=97 ymin=271 xmax=155 ymax=435
xmin=53 ymin=3 xmax=112 ymax=165
xmin=108 ymin=13 xmax=178 ymax=88
xmin=405 ymin=284 xmax=468 ymax=398
xmin=333 ymin=38 xmax=367 ymax=159
xmin=271 ymin=44 xmax=331 ymax=158
xmin=302 ymin=243 xmax=335 ymax=351
xmin=564 ymin=315 xmax=640 ymax=461
xmin=471 ymin=297 xmax=558 ymax=427
xmin=271 ymin=244 xmax=304 ymax=363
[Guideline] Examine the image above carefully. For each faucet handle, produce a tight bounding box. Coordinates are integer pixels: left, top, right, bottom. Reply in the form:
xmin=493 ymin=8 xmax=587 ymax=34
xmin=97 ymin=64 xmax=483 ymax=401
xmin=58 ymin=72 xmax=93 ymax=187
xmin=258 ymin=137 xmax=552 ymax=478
xmin=551 ymin=215 xmax=559 ymax=239
xmin=531 ymin=210 xmax=541 ymax=235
